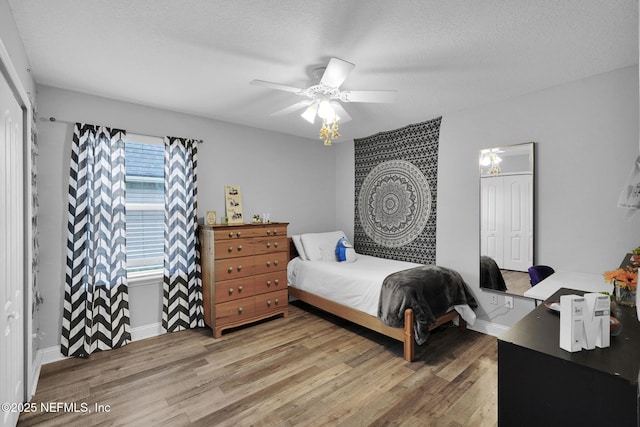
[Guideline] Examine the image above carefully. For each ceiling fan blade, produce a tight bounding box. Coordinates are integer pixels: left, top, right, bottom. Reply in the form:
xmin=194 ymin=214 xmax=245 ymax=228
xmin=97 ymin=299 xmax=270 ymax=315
xmin=340 ymin=90 xmax=398 ymax=103
xmin=331 ymin=102 xmax=352 ymax=123
xmin=270 ymin=100 xmax=313 ymax=116
xmin=320 ymin=58 xmax=355 ymax=88
xmin=250 ymin=79 xmax=305 ymax=94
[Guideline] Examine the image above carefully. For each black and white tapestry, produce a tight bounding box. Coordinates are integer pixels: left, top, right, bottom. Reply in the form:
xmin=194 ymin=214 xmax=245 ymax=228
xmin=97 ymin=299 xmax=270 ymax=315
xmin=354 ymin=117 xmax=441 ymax=264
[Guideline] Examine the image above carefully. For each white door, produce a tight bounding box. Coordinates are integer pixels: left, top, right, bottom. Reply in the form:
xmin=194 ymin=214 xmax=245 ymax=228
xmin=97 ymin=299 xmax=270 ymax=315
xmin=481 ymin=176 xmax=504 ymax=267
xmin=503 ymin=174 xmax=531 ymax=271
xmin=1 ymin=69 xmax=24 ymax=427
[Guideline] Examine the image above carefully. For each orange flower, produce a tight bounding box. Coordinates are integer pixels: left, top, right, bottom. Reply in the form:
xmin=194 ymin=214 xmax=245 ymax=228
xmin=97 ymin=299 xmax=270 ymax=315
xmin=604 ymin=267 xmax=638 ymax=291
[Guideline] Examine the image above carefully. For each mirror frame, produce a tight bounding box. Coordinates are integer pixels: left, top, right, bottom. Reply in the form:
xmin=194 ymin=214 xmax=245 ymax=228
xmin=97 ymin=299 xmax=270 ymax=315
xmin=479 ymin=142 xmax=535 ymax=297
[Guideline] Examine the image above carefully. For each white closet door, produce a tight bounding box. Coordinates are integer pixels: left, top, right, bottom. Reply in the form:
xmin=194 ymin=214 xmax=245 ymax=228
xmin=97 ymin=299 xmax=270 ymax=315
xmin=481 ymin=176 xmax=504 ymax=267
xmin=503 ymin=174 xmax=531 ymax=271
xmin=1 ymin=69 xmax=24 ymax=427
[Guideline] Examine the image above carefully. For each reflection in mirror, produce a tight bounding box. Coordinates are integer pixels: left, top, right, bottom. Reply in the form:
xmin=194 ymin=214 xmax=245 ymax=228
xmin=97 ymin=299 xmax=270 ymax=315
xmin=480 ymin=142 xmax=534 ymax=297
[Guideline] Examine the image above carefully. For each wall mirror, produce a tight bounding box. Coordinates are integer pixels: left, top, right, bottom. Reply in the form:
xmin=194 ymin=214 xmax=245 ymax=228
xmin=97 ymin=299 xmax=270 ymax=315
xmin=479 ymin=142 xmax=534 ymax=297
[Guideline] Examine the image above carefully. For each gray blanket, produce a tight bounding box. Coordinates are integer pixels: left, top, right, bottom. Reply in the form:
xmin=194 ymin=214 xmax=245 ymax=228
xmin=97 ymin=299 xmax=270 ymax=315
xmin=378 ymin=265 xmax=477 ymax=345
xmin=480 ymin=256 xmax=507 ymax=291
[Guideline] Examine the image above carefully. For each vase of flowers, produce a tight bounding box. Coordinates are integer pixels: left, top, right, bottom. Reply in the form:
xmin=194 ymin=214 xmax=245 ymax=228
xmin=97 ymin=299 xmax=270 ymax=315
xmin=604 ymin=267 xmax=637 ymax=308
xmin=632 ymin=246 xmax=640 ymax=267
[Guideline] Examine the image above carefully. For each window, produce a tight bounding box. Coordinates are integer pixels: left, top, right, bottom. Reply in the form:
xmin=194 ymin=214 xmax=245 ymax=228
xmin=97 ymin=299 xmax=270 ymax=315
xmin=125 ymin=135 xmax=164 ymax=274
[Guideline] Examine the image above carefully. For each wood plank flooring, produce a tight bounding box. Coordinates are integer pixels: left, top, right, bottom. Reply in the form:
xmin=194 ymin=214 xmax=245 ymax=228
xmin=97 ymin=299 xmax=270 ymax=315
xmin=18 ymin=301 xmax=498 ymax=427
xmin=500 ymin=270 xmax=531 ymax=296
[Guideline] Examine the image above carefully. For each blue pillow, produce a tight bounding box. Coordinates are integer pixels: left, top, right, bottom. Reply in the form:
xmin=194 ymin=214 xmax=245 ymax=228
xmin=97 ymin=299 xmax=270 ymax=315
xmin=335 ymin=237 xmax=357 ymax=262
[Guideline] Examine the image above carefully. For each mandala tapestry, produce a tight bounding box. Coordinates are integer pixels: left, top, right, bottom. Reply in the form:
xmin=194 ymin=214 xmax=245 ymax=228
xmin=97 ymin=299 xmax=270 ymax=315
xmin=354 ymin=117 xmax=441 ymax=264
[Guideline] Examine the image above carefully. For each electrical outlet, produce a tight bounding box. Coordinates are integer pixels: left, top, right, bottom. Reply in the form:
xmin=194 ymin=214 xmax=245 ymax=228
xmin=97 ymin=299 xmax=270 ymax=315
xmin=505 ymin=296 xmax=514 ymax=309
xmin=490 ymin=294 xmax=498 ymax=305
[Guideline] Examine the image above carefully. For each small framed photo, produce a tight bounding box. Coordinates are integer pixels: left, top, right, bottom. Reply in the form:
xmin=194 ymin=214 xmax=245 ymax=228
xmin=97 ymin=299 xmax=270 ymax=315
xmin=225 ymin=185 xmax=244 ymax=224
xmin=206 ymin=211 xmax=217 ymax=226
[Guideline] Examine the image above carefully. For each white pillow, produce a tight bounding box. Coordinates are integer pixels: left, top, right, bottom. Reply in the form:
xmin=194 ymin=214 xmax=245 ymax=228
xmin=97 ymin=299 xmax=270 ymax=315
xmin=300 ymin=230 xmax=346 ymax=262
xmin=291 ymin=235 xmax=308 ymax=261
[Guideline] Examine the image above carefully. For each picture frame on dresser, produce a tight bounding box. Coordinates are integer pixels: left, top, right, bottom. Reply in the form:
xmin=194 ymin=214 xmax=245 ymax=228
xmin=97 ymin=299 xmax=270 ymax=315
xmin=199 ymin=222 xmax=289 ymax=338
xmin=224 ymin=184 xmax=244 ymax=224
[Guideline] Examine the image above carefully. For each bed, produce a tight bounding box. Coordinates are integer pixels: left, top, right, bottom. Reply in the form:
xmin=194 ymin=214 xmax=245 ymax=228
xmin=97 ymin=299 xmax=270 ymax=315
xmin=287 ymin=232 xmax=477 ymax=362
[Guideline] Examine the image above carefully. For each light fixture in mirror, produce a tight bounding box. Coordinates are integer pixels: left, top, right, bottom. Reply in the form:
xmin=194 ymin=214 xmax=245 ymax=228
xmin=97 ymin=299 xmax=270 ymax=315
xmin=480 ymin=142 xmax=534 ymax=297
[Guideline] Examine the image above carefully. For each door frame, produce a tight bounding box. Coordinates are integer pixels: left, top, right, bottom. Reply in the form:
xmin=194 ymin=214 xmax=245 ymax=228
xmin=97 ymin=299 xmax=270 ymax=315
xmin=0 ymin=37 xmax=35 ymax=401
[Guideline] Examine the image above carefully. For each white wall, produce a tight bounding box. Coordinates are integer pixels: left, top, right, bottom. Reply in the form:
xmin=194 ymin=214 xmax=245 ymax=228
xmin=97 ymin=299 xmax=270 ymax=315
xmin=36 ymin=85 xmax=337 ymax=349
xmin=0 ymin=0 xmax=34 ymax=97
xmin=336 ymin=65 xmax=640 ymax=329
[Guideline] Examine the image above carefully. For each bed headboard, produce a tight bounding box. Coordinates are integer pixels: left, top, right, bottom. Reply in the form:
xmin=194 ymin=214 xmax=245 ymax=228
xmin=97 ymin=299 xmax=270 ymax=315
xmin=288 ymin=237 xmax=298 ymax=260
xmin=353 ymin=117 xmax=441 ymax=265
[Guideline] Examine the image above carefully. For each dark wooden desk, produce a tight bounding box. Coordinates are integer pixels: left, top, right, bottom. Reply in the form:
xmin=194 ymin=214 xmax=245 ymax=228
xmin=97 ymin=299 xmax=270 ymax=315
xmin=498 ymin=288 xmax=639 ymax=426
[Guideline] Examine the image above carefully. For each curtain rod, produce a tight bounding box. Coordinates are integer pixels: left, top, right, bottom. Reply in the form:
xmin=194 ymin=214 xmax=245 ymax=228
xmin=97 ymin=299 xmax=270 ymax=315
xmin=40 ymin=116 xmax=204 ymax=143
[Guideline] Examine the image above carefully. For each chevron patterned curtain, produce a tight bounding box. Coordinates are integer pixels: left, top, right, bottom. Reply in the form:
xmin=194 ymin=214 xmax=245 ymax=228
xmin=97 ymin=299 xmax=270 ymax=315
xmin=162 ymin=137 xmax=204 ymax=332
xmin=61 ymin=123 xmax=131 ymax=357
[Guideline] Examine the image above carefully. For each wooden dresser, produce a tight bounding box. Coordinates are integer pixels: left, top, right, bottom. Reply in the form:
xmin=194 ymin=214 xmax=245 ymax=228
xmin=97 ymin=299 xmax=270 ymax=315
xmin=200 ymin=222 xmax=289 ymax=338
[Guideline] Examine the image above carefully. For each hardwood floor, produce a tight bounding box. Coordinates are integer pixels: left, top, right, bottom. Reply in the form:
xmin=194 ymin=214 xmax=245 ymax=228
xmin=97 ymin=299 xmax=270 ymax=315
xmin=18 ymin=301 xmax=498 ymax=427
xmin=500 ymin=270 xmax=531 ymax=296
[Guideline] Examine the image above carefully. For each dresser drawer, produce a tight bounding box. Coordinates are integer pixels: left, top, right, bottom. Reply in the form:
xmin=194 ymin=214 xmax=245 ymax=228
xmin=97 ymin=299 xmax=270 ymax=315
xmin=254 ymin=252 xmax=288 ymax=275
xmin=254 ymin=271 xmax=287 ymax=295
xmin=214 ymin=257 xmax=255 ymax=281
xmin=255 ymin=290 xmax=288 ymax=316
xmin=214 ymin=239 xmax=255 ymax=260
xmin=215 ymin=297 xmax=256 ymax=322
xmin=214 ymin=227 xmax=262 ymax=241
xmin=214 ymin=276 xmax=255 ymax=303
xmin=253 ymin=236 xmax=287 ymax=255
xmin=254 ymin=225 xmax=287 ymax=239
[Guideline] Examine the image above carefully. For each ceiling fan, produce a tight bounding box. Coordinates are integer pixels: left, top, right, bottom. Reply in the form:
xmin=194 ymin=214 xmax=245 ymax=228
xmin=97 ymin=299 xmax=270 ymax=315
xmin=250 ymin=57 xmax=397 ymax=145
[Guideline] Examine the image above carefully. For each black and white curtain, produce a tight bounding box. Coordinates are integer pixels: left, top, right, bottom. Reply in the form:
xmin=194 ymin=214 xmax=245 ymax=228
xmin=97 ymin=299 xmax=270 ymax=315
xmin=62 ymin=123 xmax=131 ymax=357
xmin=162 ymin=137 xmax=204 ymax=332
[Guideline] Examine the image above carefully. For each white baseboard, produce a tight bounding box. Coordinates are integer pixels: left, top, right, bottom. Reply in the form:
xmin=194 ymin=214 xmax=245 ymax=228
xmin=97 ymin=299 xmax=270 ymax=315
xmin=130 ymin=322 xmax=163 ymax=342
xmin=40 ymin=322 xmax=164 ymax=365
xmin=41 ymin=345 xmax=66 ymax=365
xmin=28 ymin=350 xmax=43 ymax=400
xmin=468 ymin=318 xmax=510 ymax=338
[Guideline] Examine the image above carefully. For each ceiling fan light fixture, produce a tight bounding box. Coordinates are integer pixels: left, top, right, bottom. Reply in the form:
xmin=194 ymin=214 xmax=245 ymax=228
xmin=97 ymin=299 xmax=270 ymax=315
xmin=301 ymin=103 xmax=317 ymax=123
xmin=317 ymin=98 xmax=336 ymax=123
xmin=251 ymin=57 xmax=397 ymax=145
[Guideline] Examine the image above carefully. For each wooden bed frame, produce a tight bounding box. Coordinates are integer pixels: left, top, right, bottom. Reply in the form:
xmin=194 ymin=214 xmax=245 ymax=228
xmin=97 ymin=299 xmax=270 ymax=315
xmin=287 ymin=239 xmax=465 ymax=362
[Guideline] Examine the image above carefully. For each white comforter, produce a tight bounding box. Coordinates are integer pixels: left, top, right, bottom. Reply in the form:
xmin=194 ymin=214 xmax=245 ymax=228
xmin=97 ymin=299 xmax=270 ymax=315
xmin=287 ymin=254 xmax=476 ymax=325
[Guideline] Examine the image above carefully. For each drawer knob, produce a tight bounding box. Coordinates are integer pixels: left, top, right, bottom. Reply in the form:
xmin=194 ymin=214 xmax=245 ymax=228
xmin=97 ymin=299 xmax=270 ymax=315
xmin=238 ymin=307 xmax=243 ymax=313
xmin=238 ymin=285 xmax=243 ymax=292
xmin=273 ymin=229 xmax=278 ymax=235
xmin=266 ymin=261 xmax=271 ymax=267
xmin=267 ymin=300 xmax=272 ymax=307
xmin=266 ymin=242 xmax=271 ymax=248
xmin=274 ymin=242 xmax=279 ymax=248
xmin=237 ymin=231 xmax=242 ymax=237
xmin=228 ymin=266 xmax=233 ymax=273
xmin=274 ymin=260 xmax=279 ymax=266
xmin=275 ymin=298 xmax=279 ymax=304
xmin=228 ymin=287 xmax=234 ymax=294
xmin=274 ymin=279 xmax=279 ymax=285
xmin=228 ymin=232 xmax=234 ymax=238
xmin=266 ymin=230 xmax=271 ymax=235
xmin=228 ymin=246 xmax=233 ymax=252
xmin=237 ymin=265 xmax=242 ymax=271
xmin=266 ymin=280 xmax=272 ymax=287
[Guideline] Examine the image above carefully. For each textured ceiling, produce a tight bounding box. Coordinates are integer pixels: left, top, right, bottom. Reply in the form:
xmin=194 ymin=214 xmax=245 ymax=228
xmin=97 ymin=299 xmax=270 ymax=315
xmin=7 ymin=0 xmax=639 ymax=143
